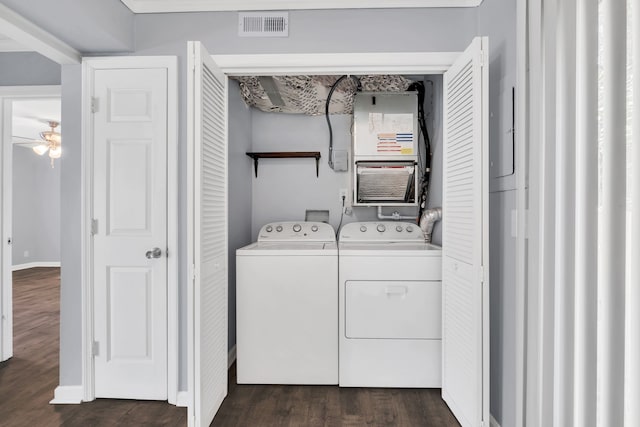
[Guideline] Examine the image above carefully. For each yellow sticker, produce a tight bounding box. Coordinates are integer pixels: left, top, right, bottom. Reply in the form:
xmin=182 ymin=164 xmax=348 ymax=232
xmin=401 ymin=148 xmax=414 ymax=155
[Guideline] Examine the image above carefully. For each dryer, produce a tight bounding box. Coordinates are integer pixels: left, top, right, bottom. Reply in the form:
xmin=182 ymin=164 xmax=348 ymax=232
xmin=338 ymin=221 xmax=442 ymax=388
xmin=236 ymin=221 xmax=338 ymax=385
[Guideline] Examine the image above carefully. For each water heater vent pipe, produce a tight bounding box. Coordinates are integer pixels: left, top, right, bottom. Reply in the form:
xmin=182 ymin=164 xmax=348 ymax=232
xmin=419 ymin=207 xmax=442 ymax=243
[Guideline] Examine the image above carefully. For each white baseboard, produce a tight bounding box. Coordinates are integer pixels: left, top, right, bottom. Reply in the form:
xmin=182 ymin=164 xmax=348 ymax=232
xmin=176 ymin=391 xmax=189 ymax=407
xmin=12 ymin=261 xmax=61 ymax=271
xmin=228 ymin=344 xmax=237 ymax=369
xmin=50 ymin=385 xmax=83 ymax=404
xmin=490 ymin=415 xmax=501 ymax=427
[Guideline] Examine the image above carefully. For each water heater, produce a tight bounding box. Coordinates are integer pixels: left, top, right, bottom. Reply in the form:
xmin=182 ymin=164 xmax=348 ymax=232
xmin=352 ymin=91 xmax=419 ymax=207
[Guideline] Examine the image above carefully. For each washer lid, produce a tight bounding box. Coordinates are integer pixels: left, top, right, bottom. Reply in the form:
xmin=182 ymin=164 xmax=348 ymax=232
xmin=237 ymin=241 xmax=338 ymax=256
xmin=339 ymin=241 xmax=441 ymax=256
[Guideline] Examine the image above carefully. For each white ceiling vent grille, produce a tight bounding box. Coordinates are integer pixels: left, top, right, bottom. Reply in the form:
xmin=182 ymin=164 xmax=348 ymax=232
xmin=239 ymin=12 xmax=289 ymax=37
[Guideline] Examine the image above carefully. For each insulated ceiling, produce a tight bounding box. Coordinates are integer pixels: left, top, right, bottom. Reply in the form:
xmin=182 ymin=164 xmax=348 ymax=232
xmin=231 ymin=75 xmax=414 ymax=115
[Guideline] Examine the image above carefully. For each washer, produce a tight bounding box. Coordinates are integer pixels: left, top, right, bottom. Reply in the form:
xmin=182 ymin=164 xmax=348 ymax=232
xmin=338 ymin=221 xmax=442 ymax=388
xmin=236 ymin=221 xmax=338 ymax=384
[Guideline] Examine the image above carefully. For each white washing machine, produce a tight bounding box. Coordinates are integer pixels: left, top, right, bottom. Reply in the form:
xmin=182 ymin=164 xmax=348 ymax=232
xmin=236 ymin=221 xmax=338 ymax=384
xmin=338 ymin=221 xmax=443 ymax=388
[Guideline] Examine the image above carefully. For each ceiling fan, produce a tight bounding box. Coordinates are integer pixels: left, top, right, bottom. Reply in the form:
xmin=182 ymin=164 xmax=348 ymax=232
xmin=12 ymin=120 xmax=62 ymax=168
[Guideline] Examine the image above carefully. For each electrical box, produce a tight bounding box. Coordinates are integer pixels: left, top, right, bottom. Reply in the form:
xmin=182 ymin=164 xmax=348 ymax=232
xmin=352 ymin=92 xmax=419 ymax=206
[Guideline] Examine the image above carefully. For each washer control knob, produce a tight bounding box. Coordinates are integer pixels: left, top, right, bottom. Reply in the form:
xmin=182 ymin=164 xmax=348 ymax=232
xmin=265 ymin=225 xmax=273 ymax=232
xmin=276 ymin=225 xmax=283 ymax=232
xmin=377 ymin=224 xmax=386 ymax=233
xmin=360 ymin=225 xmax=367 ymax=233
xmin=396 ymin=225 xmax=403 ymax=232
xmin=293 ymin=224 xmax=302 ymax=232
xmin=311 ymin=225 xmax=318 ymax=232
xmin=406 ymin=226 xmax=414 ymax=232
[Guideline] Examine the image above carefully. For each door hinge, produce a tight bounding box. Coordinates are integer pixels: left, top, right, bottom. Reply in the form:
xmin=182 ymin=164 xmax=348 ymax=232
xmin=480 ymin=265 xmax=486 ymax=284
xmin=479 ymin=50 xmax=486 ymax=67
xmin=91 ymin=219 xmax=98 ymax=236
xmin=92 ymin=341 xmax=100 ymax=357
xmin=91 ymin=97 xmax=99 ymax=113
xmin=191 ymin=263 xmax=197 ymax=281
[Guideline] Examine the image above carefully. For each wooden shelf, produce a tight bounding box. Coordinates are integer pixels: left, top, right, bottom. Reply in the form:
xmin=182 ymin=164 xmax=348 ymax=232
xmin=246 ymin=151 xmax=322 ymax=177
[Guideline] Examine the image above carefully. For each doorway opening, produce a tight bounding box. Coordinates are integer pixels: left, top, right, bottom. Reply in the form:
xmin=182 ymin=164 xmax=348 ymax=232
xmin=0 ymin=86 xmax=62 ymax=364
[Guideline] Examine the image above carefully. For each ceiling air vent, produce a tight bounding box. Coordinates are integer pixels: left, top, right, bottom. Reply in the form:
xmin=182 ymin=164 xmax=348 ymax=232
xmin=239 ymin=12 xmax=289 ymax=37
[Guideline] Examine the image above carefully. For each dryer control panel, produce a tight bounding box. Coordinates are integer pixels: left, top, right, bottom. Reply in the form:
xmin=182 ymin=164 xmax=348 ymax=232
xmin=339 ymin=221 xmax=425 ymax=242
xmin=257 ymin=221 xmax=336 ymax=242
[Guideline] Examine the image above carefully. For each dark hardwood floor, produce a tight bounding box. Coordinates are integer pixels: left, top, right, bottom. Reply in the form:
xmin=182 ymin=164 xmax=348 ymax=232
xmin=0 ymin=267 xmax=187 ymax=427
xmin=1 ymin=267 xmax=460 ymax=427
xmin=214 ymin=365 xmax=460 ymax=427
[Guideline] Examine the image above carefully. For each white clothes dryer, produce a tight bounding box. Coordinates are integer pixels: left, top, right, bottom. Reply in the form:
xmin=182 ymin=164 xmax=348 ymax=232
xmin=236 ymin=221 xmax=338 ymax=385
xmin=338 ymin=221 xmax=443 ymax=388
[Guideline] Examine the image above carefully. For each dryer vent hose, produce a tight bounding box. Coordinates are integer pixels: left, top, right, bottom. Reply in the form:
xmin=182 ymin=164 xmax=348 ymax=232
xmin=419 ymin=207 xmax=442 ymax=243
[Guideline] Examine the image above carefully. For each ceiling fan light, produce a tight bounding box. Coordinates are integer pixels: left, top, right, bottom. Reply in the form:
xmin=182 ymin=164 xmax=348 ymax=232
xmin=33 ymin=144 xmax=49 ymax=155
xmin=40 ymin=131 xmax=61 ymax=144
xmin=49 ymin=146 xmax=62 ymax=159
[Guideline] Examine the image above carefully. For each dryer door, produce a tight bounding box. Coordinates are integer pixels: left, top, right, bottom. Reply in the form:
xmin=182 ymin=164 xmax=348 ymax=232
xmin=345 ymin=280 xmax=441 ymax=339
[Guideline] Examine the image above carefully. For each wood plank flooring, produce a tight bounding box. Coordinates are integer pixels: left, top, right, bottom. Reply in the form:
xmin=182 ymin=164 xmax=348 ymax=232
xmin=1 ymin=267 xmax=460 ymax=427
xmin=0 ymin=268 xmax=188 ymax=427
xmin=214 ymin=365 xmax=460 ymax=427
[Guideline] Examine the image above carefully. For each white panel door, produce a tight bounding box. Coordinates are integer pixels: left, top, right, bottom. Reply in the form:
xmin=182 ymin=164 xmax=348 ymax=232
xmin=0 ymin=98 xmax=12 ymax=362
xmin=93 ymin=67 xmax=168 ymax=399
xmin=442 ymin=37 xmax=490 ymax=427
xmin=187 ymin=41 xmax=228 ymax=427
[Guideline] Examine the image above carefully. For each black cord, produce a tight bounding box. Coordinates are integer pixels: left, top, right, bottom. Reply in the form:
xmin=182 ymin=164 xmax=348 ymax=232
xmin=336 ymin=195 xmax=346 ymax=239
xmin=326 ymin=75 xmax=362 ymax=169
xmin=407 ymin=81 xmax=432 ymax=216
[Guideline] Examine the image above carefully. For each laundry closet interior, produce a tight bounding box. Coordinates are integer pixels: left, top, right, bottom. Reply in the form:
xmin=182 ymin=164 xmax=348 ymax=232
xmin=204 ymin=38 xmax=489 ymax=427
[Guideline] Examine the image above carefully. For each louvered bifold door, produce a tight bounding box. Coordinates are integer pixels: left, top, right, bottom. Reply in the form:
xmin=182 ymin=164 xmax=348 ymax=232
xmin=187 ymin=41 xmax=228 ymax=427
xmin=441 ymin=37 xmax=489 ymax=427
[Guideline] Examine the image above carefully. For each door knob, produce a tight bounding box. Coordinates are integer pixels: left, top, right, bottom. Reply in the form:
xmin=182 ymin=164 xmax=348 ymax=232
xmin=146 ymin=247 xmax=162 ymax=259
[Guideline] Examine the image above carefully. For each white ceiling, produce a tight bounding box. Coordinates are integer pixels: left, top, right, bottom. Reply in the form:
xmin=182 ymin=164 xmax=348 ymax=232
xmin=12 ymin=99 xmax=62 ymax=145
xmin=120 ymin=0 xmax=482 ymax=13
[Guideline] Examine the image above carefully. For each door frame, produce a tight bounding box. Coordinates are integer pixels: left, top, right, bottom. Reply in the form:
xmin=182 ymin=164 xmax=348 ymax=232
xmin=188 ymin=49 xmax=509 ymax=424
xmin=81 ymin=56 xmax=179 ymax=404
xmin=0 ymin=85 xmax=62 ymax=362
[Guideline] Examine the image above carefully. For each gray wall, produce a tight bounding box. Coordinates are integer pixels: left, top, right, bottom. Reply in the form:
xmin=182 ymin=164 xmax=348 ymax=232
xmin=477 ymin=0 xmax=518 ymax=426
xmin=0 ymin=0 xmax=134 ymax=52
xmin=0 ymin=52 xmax=61 ymax=86
xmin=59 ymin=63 xmax=83 ymax=386
xmin=227 ymin=81 xmax=253 ymax=354
xmin=12 ymin=146 xmax=60 ymax=266
xmin=134 ymin=9 xmax=478 ymax=55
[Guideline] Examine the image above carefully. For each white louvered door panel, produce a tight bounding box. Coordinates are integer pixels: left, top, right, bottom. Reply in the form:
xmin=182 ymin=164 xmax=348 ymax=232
xmin=188 ymin=41 xmax=228 ymax=427
xmin=442 ymin=37 xmax=489 ymax=427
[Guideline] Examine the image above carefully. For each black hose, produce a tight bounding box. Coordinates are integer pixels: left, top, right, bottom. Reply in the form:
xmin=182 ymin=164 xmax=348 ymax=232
xmin=407 ymin=81 xmax=432 ymax=216
xmin=326 ymin=75 xmax=361 ymax=169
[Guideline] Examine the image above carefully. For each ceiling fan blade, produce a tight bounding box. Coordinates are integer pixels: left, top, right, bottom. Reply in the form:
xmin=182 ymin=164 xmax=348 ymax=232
xmin=11 ymin=135 xmax=41 ymax=146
